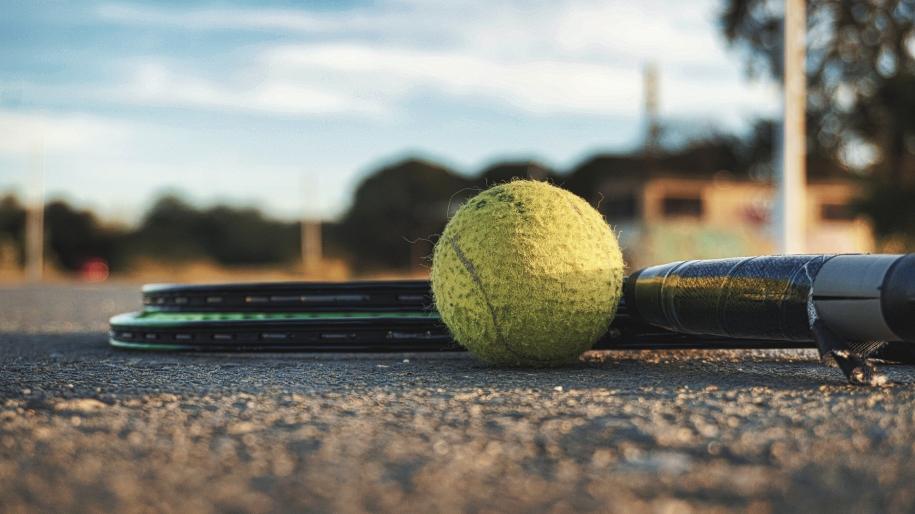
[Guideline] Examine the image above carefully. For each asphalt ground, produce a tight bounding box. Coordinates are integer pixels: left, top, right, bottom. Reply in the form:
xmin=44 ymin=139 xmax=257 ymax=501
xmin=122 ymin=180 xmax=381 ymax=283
xmin=3 ymin=285 xmax=915 ymax=513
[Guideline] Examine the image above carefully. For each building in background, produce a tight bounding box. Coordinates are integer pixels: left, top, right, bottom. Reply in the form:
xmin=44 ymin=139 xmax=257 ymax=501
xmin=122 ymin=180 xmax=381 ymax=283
xmin=593 ymin=170 xmax=872 ymax=268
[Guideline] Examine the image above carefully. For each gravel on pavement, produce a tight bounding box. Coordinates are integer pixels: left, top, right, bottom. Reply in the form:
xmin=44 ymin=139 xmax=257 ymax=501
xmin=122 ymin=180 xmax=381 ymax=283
xmin=3 ymin=285 xmax=915 ymax=513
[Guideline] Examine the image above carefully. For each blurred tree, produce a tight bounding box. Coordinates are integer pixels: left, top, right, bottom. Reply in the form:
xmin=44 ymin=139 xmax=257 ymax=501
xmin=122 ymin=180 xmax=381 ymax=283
xmin=128 ymin=195 xmax=207 ymax=262
xmin=0 ymin=195 xmax=26 ymax=264
xmin=565 ymin=133 xmax=771 ymax=206
xmin=128 ymin=194 xmax=299 ymax=266
xmin=739 ymin=119 xmax=778 ymax=180
xmin=477 ymin=161 xmax=558 ymax=186
xmin=721 ymin=0 xmax=915 ymax=240
xmin=198 ymin=205 xmax=299 ymax=265
xmin=662 ymin=131 xmax=743 ymax=174
xmin=739 ymin=118 xmax=849 ymax=180
xmin=858 ymin=179 xmax=915 ymax=247
xmin=337 ymin=158 xmax=472 ymax=271
xmin=564 ymin=154 xmax=647 ymax=206
xmin=44 ymin=200 xmax=124 ymax=271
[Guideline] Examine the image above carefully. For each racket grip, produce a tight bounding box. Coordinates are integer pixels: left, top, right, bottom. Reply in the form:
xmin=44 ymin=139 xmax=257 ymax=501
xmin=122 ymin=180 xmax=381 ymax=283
xmin=624 ymin=254 xmax=915 ymax=344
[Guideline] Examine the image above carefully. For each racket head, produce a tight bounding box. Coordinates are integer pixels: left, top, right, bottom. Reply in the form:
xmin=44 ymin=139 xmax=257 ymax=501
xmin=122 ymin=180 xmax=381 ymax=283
xmin=109 ymin=308 xmax=811 ymax=353
xmin=116 ymin=277 xmax=812 ymax=353
xmin=109 ymin=310 xmax=455 ymax=352
xmin=142 ymin=280 xmax=433 ymax=313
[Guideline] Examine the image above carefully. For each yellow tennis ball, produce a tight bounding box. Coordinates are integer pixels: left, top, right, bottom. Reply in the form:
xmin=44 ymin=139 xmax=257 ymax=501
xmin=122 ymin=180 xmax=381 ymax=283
xmin=431 ymin=180 xmax=624 ymax=366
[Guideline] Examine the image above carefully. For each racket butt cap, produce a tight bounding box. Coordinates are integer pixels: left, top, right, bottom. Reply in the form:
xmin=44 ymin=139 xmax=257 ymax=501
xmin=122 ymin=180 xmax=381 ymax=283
xmin=813 ymin=254 xmax=915 ymax=343
xmin=882 ymin=254 xmax=915 ymax=341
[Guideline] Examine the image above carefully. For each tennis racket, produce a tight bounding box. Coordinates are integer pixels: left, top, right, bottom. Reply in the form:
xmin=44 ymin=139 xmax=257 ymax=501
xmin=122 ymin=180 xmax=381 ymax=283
xmin=626 ymin=254 xmax=915 ymax=384
xmin=112 ymin=279 xmax=812 ymax=352
xmin=113 ymin=254 xmax=914 ymax=384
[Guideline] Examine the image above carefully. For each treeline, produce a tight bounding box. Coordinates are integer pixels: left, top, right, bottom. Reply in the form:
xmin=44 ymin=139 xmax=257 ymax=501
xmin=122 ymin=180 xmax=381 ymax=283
xmin=0 ymin=195 xmax=301 ymax=273
xmin=334 ymin=130 xmax=777 ymax=271
xmin=0 ymin=124 xmax=849 ymax=274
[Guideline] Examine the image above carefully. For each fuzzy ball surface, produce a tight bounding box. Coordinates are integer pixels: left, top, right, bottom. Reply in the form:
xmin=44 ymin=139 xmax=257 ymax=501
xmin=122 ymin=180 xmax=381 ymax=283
xmin=431 ymin=180 xmax=624 ymax=366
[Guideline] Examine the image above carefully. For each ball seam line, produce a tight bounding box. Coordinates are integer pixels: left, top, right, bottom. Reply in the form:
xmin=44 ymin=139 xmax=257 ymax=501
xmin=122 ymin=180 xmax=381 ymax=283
xmin=447 ymin=234 xmax=552 ymax=364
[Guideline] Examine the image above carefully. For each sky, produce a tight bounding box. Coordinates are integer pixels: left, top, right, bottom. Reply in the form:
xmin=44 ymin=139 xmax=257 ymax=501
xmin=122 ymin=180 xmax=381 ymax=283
xmin=0 ymin=0 xmax=779 ymax=223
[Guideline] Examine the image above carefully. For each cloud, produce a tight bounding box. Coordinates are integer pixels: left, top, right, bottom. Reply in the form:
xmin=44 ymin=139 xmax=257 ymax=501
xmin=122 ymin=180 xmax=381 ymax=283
xmin=262 ymin=42 xmax=776 ymax=120
xmin=113 ymin=62 xmax=386 ymax=116
xmin=556 ymin=2 xmax=717 ymax=54
xmin=93 ymin=0 xmax=777 ymax=122
xmin=96 ymin=0 xmax=732 ymax=67
xmin=96 ymin=3 xmax=344 ymax=32
xmin=261 ymin=44 xmax=641 ymax=116
xmin=0 ymin=109 xmax=129 ymax=155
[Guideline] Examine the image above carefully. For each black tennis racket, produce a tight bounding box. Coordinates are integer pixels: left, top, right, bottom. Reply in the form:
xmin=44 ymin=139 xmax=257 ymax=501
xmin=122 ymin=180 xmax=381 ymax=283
xmin=113 ymin=254 xmax=915 ymax=384
xmin=112 ymin=279 xmax=812 ymax=352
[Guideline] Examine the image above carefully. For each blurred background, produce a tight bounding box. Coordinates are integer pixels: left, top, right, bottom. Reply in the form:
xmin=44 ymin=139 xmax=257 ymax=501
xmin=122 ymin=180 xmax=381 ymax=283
xmin=0 ymin=0 xmax=912 ymax=282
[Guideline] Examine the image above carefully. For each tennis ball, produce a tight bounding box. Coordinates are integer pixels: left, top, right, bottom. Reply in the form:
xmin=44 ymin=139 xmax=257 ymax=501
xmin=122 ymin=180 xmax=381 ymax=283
xmin=431 ymin=180 xmax=624 ymax=366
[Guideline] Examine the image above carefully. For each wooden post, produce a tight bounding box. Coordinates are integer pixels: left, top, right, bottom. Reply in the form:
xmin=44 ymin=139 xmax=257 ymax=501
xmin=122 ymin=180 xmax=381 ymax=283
xmin=643 ymin=62 xmax=661 ymax=156
xmin=300 ymin=175 xmax=323 ymax=275
xmin=780 ymin=0 xmax=807 ymax=254
xmin=25 ymin=146 xmax=44 ymax=282
xmin=301 ymin=220 xmax=322 ymax=275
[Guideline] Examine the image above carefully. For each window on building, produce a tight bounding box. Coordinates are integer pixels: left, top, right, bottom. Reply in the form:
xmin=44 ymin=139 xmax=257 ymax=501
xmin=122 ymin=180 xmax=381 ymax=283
xmin=821 ymin=203 xmax=856 ymax=221
xmin=601 ymin=193 xmax=637 ymax=220
xmin=662 ymin=196 xmax=703 ymax=218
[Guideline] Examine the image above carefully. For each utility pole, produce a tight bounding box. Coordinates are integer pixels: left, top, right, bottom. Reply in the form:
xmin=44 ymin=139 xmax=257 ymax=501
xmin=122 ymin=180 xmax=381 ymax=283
xmin=301 ymin=176 xmax=322 ymax=275
xmin=25 ymin=145 xmax=44 ymax=282
xmin=643 ymin=62 xmax=661 ymax=156
xmin=780 ymin=0 xmax=807 ymax=253
xmin=301 ymin=220 xmax=322 ymax=275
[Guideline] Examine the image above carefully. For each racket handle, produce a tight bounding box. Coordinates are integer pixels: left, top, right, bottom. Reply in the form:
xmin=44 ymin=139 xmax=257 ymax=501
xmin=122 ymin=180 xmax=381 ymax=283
xmin=625 ymin=254 xmax=915 ymax=344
